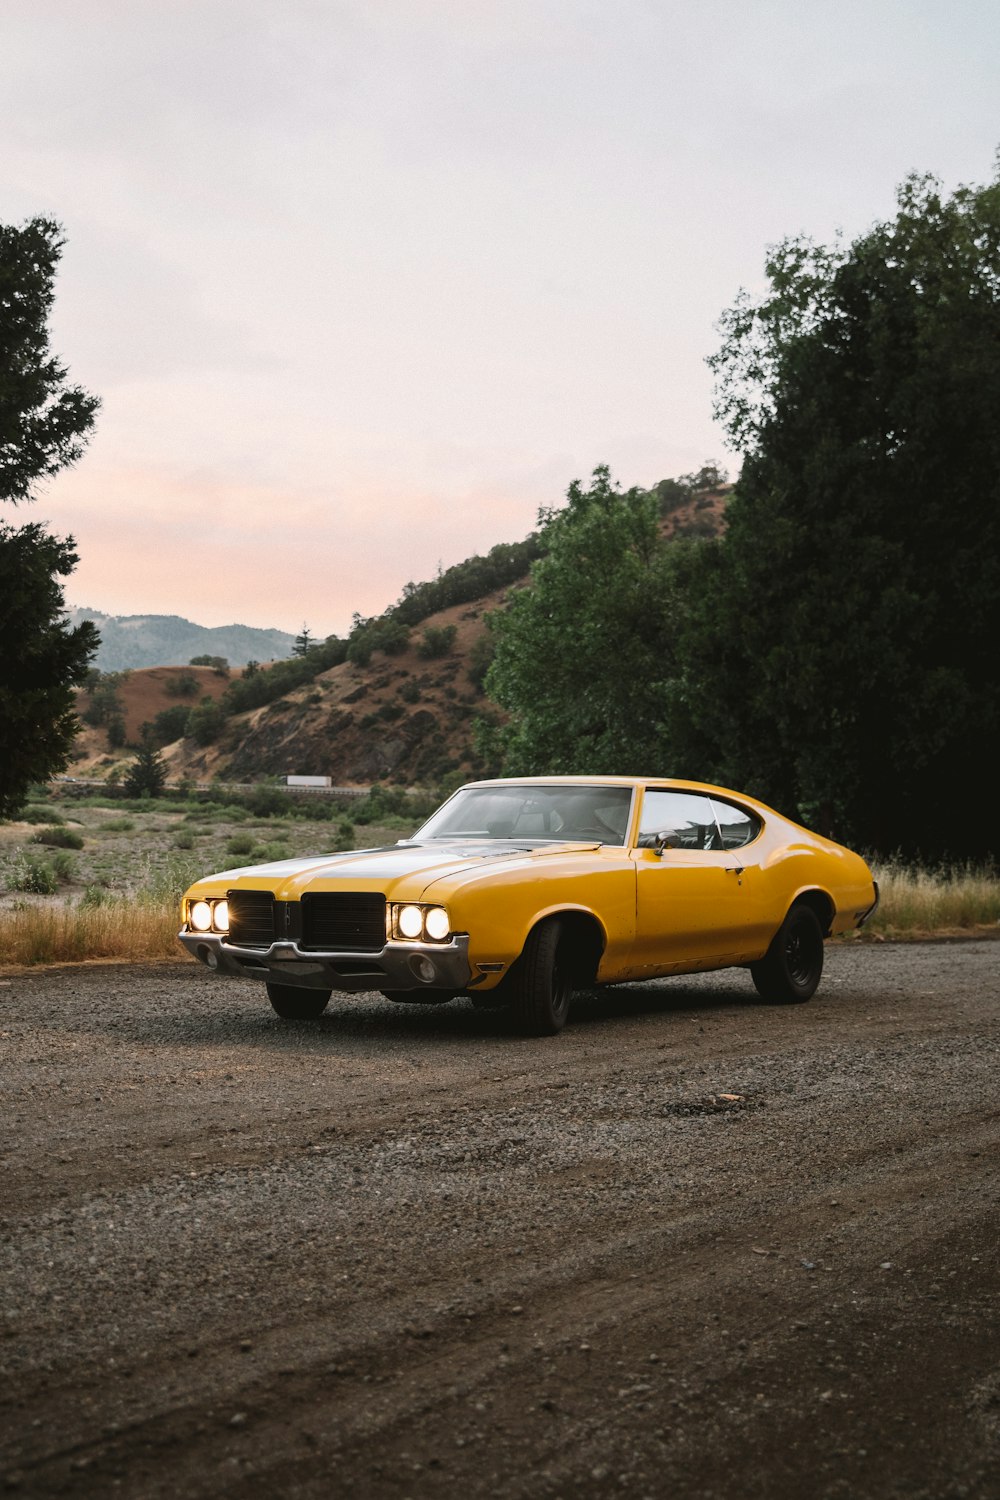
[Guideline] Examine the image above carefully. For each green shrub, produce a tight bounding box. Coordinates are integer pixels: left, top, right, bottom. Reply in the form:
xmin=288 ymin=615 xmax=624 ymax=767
xmin=186 ymin=697 xmax=225 ymax=746
xmin=399 ymin=681 xmax=420 ymax=704
xmin=102 ymin=818 xmax=135 ymax=832
xmin=244 ymin=786 xmax=293 ymax=819
xmin=79 ymin=885 xmax=109 ymax=908
xmin=173 ymin=831 xmax=195 ymax=849
xmin=9 ymin=855 xmax=59 ymax=895
xmin=378 ymin=702 xmax=404 ymax=721
xmin=147 ymin=705 xmax=192 ymax=747
xmin=226 ymin=834 xmax=255 ymax=856
xmin=30 ymin=826 xmax=84 ymax=849
xmin=417 ymin=624 xmax=457 ymax=659
xmin=346 ymin=616 xmax=411 ymax=666
xmin=19 ymin=804 xmax=64 ymax=824
xmin=250 ymin=842 xmax=291 ymax=862
xmin=164 ymin=671 xmax=199 ymax=698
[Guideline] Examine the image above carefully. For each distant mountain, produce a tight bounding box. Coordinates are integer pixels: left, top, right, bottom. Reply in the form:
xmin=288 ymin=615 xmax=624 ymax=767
xmin=66 ymin=608 xmax=296 ymax=673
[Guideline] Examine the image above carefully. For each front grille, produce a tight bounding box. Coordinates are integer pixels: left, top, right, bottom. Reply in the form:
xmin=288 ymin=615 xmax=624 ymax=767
xmin=301 ymin=893 xmax=386 ymax=952
xmin=227 ymin=890 xmax=276 ymax=948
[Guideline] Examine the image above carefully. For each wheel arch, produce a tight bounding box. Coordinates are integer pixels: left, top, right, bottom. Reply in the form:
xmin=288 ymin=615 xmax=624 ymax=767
xmin=789 ymin=887 xmax=836 ymax=938
xmin=522 ymin=906 xmax=607 ymax=988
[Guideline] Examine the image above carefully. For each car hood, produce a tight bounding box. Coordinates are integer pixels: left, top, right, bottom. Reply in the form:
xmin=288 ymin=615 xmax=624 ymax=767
xmin=206 ymin=839 xmax=602 ymax=898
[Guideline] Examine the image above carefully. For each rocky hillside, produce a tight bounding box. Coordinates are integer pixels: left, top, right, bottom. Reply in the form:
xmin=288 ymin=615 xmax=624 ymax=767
xmin=72 ymin=484 xmax=730 ymax=787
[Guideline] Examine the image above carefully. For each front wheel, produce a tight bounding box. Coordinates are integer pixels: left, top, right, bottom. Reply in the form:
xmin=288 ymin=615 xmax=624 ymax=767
xmin=750 ymin=904 xmax=824 ymax=1004
xmin=266 ymin=983 xmax=332 ymax=1019
xmin=508 ymin=918 xmax=573 ymax=1035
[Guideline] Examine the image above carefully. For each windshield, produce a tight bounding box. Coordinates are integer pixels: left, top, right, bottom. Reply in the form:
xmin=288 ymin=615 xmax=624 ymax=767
xmin=412 ymin=784 xmax=633 ymax=846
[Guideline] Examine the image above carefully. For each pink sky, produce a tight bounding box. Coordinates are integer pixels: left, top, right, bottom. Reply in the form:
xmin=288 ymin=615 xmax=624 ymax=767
xmin=5 ymin=0 xmax=999 ymax=637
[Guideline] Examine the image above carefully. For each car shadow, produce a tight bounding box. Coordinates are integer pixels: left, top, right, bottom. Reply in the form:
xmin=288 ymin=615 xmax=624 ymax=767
xmin=96 ymin=969 xmax=759 ymax=1053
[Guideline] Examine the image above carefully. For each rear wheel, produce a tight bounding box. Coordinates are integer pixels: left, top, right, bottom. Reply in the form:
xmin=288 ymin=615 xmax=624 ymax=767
xmin=509 ymin=918 xmax=573 ymax=1035
xmin=750 ymin=904 xmax=824 ymax=1003
xmin=266 ymin=983 xmax=332 ymax=1019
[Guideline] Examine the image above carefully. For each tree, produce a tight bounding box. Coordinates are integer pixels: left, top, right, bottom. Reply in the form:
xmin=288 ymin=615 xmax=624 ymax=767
xmin=694 ymin=163 xmax=1000 ymax=856
xmin=123 ymin=738 xmax=168 ymax=798
xmin=0 ymin=219 xmax=100 ymax=504
xmin=80 ymin=669 xmax=128 ymax=727
xmin=484 ymin=466 xmax=680 ymax=774
xmin=0 ymin=523 xmax=100 ymax=815
xmin=0 ymin=218 xmax=99 ymax=817
xmin=293 ymin=626 xmax=314 ymax=657
xmin=185 ymin=696 xmax=225 ymax=747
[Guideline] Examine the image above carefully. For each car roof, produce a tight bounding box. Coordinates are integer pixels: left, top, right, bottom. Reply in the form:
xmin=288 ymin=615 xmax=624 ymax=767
xmin=461 ymin=775 xmax=745 ymax=798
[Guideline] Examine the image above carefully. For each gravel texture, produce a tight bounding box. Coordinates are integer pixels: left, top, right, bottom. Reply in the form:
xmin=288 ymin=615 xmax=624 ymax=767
xmin=1 ymin=942 xmax=998 ymax=1498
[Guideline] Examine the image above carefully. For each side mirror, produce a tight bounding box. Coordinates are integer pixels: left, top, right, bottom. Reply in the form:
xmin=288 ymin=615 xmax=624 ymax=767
xmin=653 ymin=831 xmax=675 ymax=858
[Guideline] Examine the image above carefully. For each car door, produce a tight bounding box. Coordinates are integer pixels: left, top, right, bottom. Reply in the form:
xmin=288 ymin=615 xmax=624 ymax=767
xmin=630 ymin=789 xmax=754 ymax=973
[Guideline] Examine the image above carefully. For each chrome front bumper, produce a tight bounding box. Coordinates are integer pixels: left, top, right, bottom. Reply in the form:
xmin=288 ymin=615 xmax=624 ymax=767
xmin=178 ymin=930 xmax=472 ymax=993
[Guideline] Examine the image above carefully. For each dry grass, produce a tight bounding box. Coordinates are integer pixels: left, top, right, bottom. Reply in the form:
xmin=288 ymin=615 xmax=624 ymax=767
xmin=0 ymin=898 xmax=182 ymax=967
xmin=866 ymin=858 xmax=1000 ymax=939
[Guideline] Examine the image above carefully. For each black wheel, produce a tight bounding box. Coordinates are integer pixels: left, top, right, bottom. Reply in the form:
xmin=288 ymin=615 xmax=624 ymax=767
xmin=508 ymin=918 xmax=573 ymax=1035
xmin=750 ymin=904 xmax=824 ymax=1004
xmin=266 ymin=983 xmax=332 ymax=1019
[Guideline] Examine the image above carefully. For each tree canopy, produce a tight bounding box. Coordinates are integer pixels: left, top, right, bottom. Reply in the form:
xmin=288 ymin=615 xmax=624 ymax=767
xmin=484 ymin=466 xmax=681 ymax=774
xmin=0 ymin=218 xmax=99 ymax=817
xmin=483 ymin=162 xmax=1000 ymax=860
xmin=696 ymin=165 xmax=1000 ymax=856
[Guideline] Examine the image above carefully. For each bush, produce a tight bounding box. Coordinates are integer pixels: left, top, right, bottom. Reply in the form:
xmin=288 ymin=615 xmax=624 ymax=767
xmin=417 ymin=624 xmax=457 ymax=659
xmin=173 ymin=831 xmax=195 ymax=849
xmin=249 ymin=842 xmax=291 ymax=862
xmin=30 ymin=826 xmax=84 ymax=848
xmin=102 ymin=818 xmax=135 ymax=832
xmin=18 ymin=804 xmax=64 ymax=824
xmin=186 ymin=697 xmax=225 ymax=746
xmin=8 ymin=854 xmax=59 ymax=894
xmin=164 ymin=671 xmax=199 ymax=698
xmin=346 ymin=616 xmax=410 ymax=666
xmin=400 ymin=681 xmax=420 ymax=704
xmin=147 ymin=705 xmax=192 ymax=747
xmin=226 ymin=834 xmax=255 ymax=856
xmin=244 ymin=786 xmax=293 ymax=819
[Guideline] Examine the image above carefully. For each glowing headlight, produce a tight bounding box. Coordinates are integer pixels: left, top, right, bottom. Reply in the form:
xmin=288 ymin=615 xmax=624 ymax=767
xmin=424 ymin=905 xmax=450 ymax=941
xmin=189 ymin=898 xmax=229 ymax=933
xmin=190 ymin=900 xmax=214 ymax=932
xmin=397 ymin=904 xmax=424 ymax=939
xmin=390 ymin=902 xmax=453 ymax=942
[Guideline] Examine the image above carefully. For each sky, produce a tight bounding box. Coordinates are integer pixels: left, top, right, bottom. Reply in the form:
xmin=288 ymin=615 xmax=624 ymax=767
xmin=3 ymin=0 xmax=999 ymax=638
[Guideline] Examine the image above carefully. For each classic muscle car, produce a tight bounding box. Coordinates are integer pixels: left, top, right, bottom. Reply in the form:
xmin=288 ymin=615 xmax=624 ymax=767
xmin=178 ymin=776 xmax=878 ymax=1033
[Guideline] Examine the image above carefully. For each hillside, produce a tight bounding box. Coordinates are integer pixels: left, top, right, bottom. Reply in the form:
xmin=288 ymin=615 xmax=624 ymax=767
xmin=71 ymin=483 xmax=730 ymax=787
xmin=66 ymin=608 xmax=296 ymax=672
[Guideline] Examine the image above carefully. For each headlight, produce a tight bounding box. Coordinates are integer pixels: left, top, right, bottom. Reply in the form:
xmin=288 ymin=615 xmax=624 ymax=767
xmin=190 ymin=900 xmax=213 ymax=933
xmin=424 ymin=906 xmax=450 ymax=941
xmin=188 ymin=898 xmax=229 ymax=934
xmin=397 ymin=904 xmax=424 ymax=939
xmin=389 ymin=903 xmax=452 ymax=942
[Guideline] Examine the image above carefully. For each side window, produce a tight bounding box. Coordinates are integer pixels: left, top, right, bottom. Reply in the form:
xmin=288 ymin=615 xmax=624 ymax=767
xmin=637 ymin=791 xmax=722 ymax=851
xmin=710 ymin=798 xmax=761 ymax=849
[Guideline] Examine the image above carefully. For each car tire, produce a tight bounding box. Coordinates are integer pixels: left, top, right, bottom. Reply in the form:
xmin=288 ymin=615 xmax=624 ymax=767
xmin=509 ymin=918 xmax=573 ymax=1035
xmin=265 ymin=983 xmax=332 ymax=1019
xmin=750 ymin=904 xmax=824 ymax=1003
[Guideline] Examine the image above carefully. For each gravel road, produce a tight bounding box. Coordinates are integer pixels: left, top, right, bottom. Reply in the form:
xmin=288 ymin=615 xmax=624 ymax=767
xmin=1 ymin=943 xmax=998 ymax=1499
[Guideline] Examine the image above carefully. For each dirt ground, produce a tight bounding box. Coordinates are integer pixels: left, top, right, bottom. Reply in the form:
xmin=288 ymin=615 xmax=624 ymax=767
xmin=1 ymin=942 xmax=998 ymax=1499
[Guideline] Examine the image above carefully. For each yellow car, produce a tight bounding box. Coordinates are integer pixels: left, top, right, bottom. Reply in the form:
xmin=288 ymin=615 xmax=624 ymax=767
xmin=179 ymin=776 xmax=878 ymax=1034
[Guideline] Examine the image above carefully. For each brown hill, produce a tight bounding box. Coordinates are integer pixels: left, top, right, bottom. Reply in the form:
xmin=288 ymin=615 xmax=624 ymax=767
xmin=72 ymin=488 xmax=729 ymax=787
